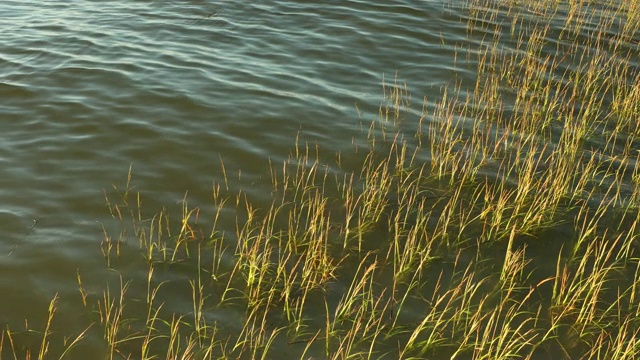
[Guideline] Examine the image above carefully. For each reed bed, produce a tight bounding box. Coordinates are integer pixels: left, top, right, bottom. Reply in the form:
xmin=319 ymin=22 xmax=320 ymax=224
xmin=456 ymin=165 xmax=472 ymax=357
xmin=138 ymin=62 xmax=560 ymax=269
xmin=2 ymin=0 xmax=639 ymax=358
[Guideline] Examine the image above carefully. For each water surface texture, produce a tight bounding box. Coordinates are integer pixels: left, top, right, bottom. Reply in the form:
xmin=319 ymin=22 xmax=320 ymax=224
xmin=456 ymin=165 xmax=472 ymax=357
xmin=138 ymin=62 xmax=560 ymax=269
xmin=1 ymin=0 xmax=638 ymax=358
xmin=1 ymin=0 xmax=460 ymax=346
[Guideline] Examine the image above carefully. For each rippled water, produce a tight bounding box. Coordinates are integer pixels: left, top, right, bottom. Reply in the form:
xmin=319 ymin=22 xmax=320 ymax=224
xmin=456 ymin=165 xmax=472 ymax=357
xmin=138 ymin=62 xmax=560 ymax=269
xmin=0 ymin=0 xmax=464 ymax=351
xmin=0 ymin=0 xmax=637 ymax=358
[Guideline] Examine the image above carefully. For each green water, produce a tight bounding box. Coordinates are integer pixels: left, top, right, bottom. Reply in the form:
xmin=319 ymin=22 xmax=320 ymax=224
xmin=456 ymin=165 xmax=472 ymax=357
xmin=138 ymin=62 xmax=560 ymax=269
xmin=1 ymin=0 xmax=638 ymax=358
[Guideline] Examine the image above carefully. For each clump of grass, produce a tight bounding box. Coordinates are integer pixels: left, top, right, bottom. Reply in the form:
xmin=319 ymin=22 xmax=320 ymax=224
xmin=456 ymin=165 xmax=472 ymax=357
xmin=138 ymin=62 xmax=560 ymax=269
xmin=0 ymin=294 xmax=91 ymax=360
xmin=3 ymin=0 xmax=640 ymax=358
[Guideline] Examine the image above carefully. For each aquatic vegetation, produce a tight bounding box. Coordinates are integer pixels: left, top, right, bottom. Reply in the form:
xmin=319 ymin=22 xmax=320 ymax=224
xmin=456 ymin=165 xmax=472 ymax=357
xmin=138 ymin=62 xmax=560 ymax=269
xmin=2 ymin=0 xmax=640 ymax=358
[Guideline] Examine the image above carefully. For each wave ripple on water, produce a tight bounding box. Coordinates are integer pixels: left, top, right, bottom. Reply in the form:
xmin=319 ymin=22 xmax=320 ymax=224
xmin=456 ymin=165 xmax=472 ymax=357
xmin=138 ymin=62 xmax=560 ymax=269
xmin=0 ymin=0 xmax=523 ymax=354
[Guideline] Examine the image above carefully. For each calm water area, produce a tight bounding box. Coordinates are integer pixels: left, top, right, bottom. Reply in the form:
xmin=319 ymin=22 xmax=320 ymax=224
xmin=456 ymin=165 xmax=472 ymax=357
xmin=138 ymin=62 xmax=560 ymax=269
xmin=0 ymin=0 xmax=638 ymax=358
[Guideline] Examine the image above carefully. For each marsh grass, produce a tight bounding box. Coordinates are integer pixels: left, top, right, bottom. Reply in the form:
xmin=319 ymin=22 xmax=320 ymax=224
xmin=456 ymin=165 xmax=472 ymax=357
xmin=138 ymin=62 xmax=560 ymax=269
xmin=2 ymin=0 xmax=640 ymax=358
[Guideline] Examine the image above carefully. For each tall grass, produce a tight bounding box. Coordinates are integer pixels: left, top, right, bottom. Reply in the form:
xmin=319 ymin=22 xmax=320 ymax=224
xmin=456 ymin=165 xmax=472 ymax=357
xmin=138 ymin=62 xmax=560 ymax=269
xmin=2 ymin=0 xmax=640 ymax=358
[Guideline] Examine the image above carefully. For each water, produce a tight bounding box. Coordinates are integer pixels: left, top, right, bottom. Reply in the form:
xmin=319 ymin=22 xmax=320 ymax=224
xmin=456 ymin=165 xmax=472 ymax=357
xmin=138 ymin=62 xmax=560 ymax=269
xmin=0 ymin=0 xmax=638 ymax=358
xmin=0 ymin=0 xmax=459 ymax=351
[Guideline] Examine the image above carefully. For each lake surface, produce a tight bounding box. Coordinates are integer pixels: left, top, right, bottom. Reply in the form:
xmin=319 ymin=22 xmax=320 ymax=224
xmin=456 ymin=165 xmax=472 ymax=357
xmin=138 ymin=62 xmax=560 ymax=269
xmin=1 ymin=0 xmax=638 ymax=358
xmin=0 ymin=0 xmax=456 ymax=317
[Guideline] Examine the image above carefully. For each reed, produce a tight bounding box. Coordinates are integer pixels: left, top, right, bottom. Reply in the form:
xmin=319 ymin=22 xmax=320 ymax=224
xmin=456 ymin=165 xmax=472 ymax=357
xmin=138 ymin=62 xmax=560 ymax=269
xmin=2 ymin=0 xmax=640 ymax=358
